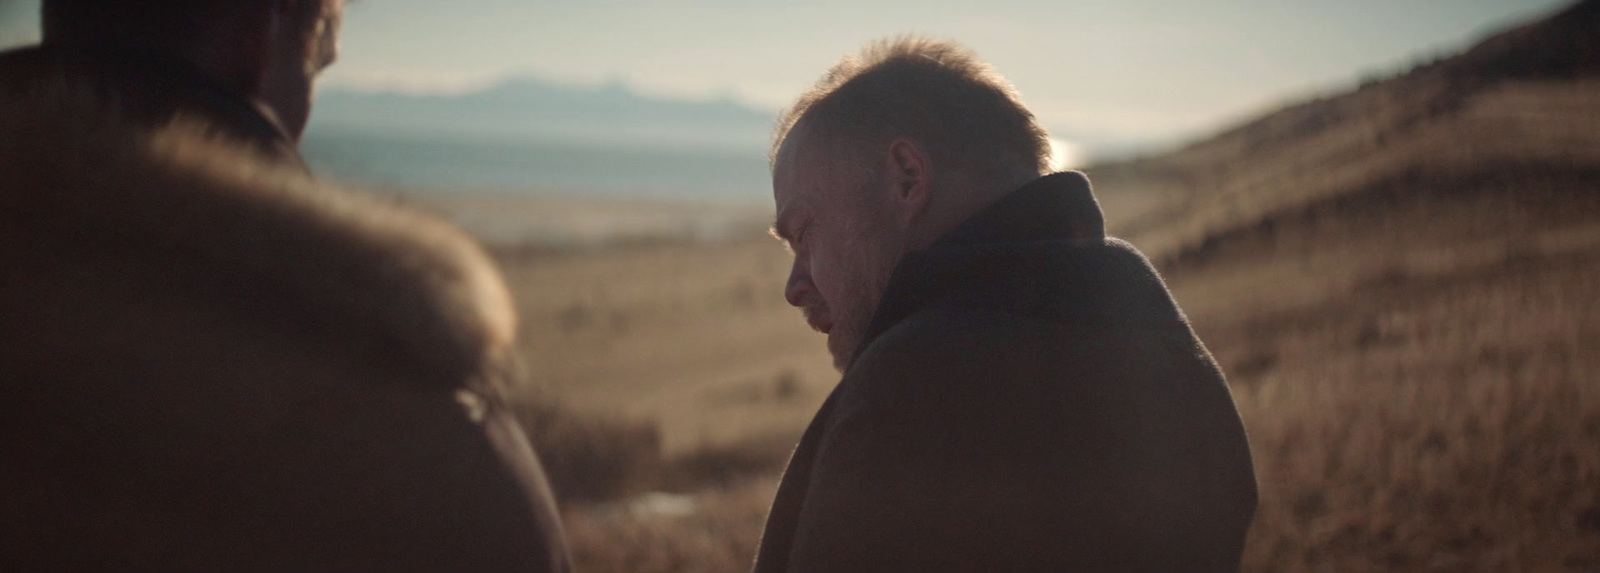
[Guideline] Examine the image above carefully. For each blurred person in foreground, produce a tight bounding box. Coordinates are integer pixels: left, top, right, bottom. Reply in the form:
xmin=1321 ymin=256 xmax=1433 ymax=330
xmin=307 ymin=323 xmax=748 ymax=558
xmin=756 ymin=38 xmax=1258 ymax=572
xmin=0 ymin=1 xmax=569 ymax=570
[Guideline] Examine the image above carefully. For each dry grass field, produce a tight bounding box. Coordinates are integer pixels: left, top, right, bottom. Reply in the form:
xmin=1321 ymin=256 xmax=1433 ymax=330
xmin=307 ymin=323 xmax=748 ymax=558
xmin=1093 ymin=3 xmax=1600 ymax=564
xmin=1171 ymin=177 xmax=1600 ymax=571
xmin=476 ymin=180 xmax=1600 ymax=572
xmin=418 ymin=2 xmax=1600 ymax=570
xmin=475 ymin=233 xmax=809 ymax=572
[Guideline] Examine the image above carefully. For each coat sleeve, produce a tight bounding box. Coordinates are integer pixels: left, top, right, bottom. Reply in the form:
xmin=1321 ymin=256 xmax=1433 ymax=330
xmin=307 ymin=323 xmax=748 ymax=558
xmin=782 ymin=313 xmax=1251 ymax=572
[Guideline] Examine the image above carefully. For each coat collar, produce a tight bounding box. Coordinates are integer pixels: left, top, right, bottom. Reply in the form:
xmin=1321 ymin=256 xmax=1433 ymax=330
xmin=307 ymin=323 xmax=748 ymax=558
xmin=852 ymin=171 xmax=1183 ymax=366
xmin=934 ymin=171 xmax=1107 ymax=248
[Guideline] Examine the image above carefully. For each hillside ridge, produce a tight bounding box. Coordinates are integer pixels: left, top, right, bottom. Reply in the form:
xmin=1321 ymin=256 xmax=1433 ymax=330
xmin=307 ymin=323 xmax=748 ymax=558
xmin=1088 ymin=0 xmax=1600 ymax=267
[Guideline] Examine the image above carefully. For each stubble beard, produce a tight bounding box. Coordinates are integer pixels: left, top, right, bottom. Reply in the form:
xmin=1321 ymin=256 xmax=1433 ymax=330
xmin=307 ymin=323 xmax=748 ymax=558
xmin=824 ymin=239 xmax=903 ymax=373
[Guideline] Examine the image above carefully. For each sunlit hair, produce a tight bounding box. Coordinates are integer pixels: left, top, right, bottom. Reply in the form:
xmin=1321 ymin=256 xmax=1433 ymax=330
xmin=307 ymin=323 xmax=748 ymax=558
xmin=773 ymin=37 xmax=1052 ymax=179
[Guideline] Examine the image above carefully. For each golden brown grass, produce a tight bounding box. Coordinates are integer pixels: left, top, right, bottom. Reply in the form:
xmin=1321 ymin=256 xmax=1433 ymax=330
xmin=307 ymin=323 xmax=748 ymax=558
xmin=1174 ymin=180 xmax=1600 ymax=571
xmin=490 ymin=237 xmax=834 ymax=456
xmin=464 ymin=17 xmax=1600 ymax=566
xmin=484 ymin=235 xmax=815 ymax=571
xmin=1225 ymin=261 xmax=1600 ymax=570
xmin=477 ymin=172 xmax=1600 ymax=572
xmin=562 ymin=478 xmax=779 ymax=573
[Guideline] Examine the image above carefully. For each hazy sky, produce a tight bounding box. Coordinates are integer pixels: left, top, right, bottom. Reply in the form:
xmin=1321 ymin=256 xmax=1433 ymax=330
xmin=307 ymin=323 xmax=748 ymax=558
xmin=0 ymin=0 xmax=1572 ymax=147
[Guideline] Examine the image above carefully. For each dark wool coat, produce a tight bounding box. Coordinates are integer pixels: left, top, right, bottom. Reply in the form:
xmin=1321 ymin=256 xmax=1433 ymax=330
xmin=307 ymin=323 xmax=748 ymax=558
xmin=754 ymin=172 xmax=1258 ymax=572
xmin=0 ymin=47 xmax=570 ymax=572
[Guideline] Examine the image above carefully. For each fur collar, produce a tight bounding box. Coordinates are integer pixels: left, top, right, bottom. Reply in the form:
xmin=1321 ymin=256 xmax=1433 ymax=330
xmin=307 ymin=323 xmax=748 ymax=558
xmin=0 ymin=60 xmax=517 ymax=389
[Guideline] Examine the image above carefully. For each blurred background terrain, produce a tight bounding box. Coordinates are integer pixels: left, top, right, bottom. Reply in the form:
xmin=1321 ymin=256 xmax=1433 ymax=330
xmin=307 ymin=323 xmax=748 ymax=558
xmin=3 ymin=0 xmax=1597 ymax=570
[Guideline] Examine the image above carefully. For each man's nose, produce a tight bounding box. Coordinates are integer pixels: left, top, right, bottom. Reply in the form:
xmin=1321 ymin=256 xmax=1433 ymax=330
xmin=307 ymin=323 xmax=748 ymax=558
xmin=785 ymin=259 xmax=815 ymax=308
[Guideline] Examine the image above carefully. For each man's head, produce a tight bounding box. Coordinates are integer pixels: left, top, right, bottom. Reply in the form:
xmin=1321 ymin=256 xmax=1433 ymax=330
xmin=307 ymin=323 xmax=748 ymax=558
xmin=41 ymin=0 xmax=345 ymax=141
xmin=771 ymin=38 xmax=1051 ymax=371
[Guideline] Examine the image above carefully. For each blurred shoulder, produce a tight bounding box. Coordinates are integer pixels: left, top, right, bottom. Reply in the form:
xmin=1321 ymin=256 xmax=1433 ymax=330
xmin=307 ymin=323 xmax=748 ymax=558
xmin=0 ymin=86 xmax=516 ymax=390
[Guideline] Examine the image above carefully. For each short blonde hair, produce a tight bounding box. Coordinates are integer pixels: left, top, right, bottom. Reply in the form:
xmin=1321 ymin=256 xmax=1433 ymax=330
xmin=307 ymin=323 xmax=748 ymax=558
xmin=774 ymin=37 xmax=1051 ymax=178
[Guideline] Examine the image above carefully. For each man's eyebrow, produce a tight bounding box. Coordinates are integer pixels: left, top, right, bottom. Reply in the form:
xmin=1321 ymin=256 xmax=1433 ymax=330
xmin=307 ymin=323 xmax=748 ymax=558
xmin=770 ymin=206 xmax=798 ymax=242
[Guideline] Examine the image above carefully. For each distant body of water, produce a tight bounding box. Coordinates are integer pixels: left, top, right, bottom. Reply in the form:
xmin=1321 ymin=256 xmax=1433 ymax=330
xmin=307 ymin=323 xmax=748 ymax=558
xmin=301 ymin=127 xmax=774 ymax=203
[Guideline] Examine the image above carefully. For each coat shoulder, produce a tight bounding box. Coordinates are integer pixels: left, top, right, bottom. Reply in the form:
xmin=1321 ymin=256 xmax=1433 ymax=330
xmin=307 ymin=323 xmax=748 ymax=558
xmin=796 ymin=306 xmax=1258 ymax=571
xmin=0 ymin=68 xmax=571 ymax=571
xmin=839 ymin=306 xmax=1148 ymax=415
xmin=840 ymin=309 xmax=1024 ymax=397
xmin=0 ymin=86 xmax=516 ymax=388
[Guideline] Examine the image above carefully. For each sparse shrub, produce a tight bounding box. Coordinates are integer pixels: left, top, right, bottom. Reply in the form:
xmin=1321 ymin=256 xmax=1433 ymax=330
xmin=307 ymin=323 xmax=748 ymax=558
xmin=772 ymin=370 xmax=802 ymax=401
xmin=511 ymin=397 xmax=663 ymax=502
xmin=1237 ymin=357 xmax=1600 ymax=571
xmin=659 ymin=434 xmax=797 ymax=492
xmin=510 ymin=395 xmax=797 ymax=503
xmin=564 ymin=479 xmax=779 ymax=573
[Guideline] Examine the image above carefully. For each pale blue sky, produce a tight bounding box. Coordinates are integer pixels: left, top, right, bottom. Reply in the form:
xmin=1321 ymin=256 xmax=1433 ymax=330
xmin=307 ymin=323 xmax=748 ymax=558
xmin=0 ymin=0 xmax=1572 ymax=146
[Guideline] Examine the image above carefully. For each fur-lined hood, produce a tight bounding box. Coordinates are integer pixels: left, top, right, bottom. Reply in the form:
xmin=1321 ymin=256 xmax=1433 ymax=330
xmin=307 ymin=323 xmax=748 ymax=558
xmin=0 ymin=50 xmax=518 ymax=390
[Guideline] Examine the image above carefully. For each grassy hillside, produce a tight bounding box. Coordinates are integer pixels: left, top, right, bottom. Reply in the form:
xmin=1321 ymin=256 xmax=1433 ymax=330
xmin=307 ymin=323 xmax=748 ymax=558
xmin=480 ymin=1 xmax=1600 ymax=570
xmin=1086 ymin=0 xmax=1600 ymax=569
xmin=1091 ymin=0 xmax=1600 ymax=264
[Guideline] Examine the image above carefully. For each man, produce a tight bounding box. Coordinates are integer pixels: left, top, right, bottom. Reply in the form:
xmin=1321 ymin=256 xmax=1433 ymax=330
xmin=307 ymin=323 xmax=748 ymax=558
xmin=0 ymin=1 xmax=570 ymax=570
xmin=756 ymin=38 xmax=1258 ymax=571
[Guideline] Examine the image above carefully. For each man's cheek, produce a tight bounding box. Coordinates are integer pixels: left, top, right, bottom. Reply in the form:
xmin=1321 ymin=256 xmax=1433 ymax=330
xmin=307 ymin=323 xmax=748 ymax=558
xmin=811 ymin=252 xmax=846 ymax=306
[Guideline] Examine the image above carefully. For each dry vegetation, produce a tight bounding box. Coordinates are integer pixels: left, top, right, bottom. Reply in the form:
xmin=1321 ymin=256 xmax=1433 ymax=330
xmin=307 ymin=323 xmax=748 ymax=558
xmin=1091 ymin=2 xmax=1600 ymax=565
xmin=485 ymin=237 xmax=827 ymax=572
xmin=486 ymin=178 xmax=1600 ymax=572
xmin=449 ymin=2 xmax=1600 ymax=570
xmin=1171 ymin=177 xmax=1600 ymax=571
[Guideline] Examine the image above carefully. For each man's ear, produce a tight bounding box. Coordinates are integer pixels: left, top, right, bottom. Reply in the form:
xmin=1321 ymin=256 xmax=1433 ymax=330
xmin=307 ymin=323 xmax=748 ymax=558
xmin=884 ymin=138 xmax=933 ymax=222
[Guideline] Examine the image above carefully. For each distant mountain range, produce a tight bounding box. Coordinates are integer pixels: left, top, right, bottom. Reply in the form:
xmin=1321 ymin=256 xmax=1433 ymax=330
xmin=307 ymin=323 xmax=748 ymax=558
xmin=308 ymin=75 xmax=1160 ymax=162
xmin=301 ymin=77 xmax=782 ymax=198
xmin=310 ymin=0 xmax=1600 ymax=201
xmin=310 ymin=77 xmax=778 ymax=154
